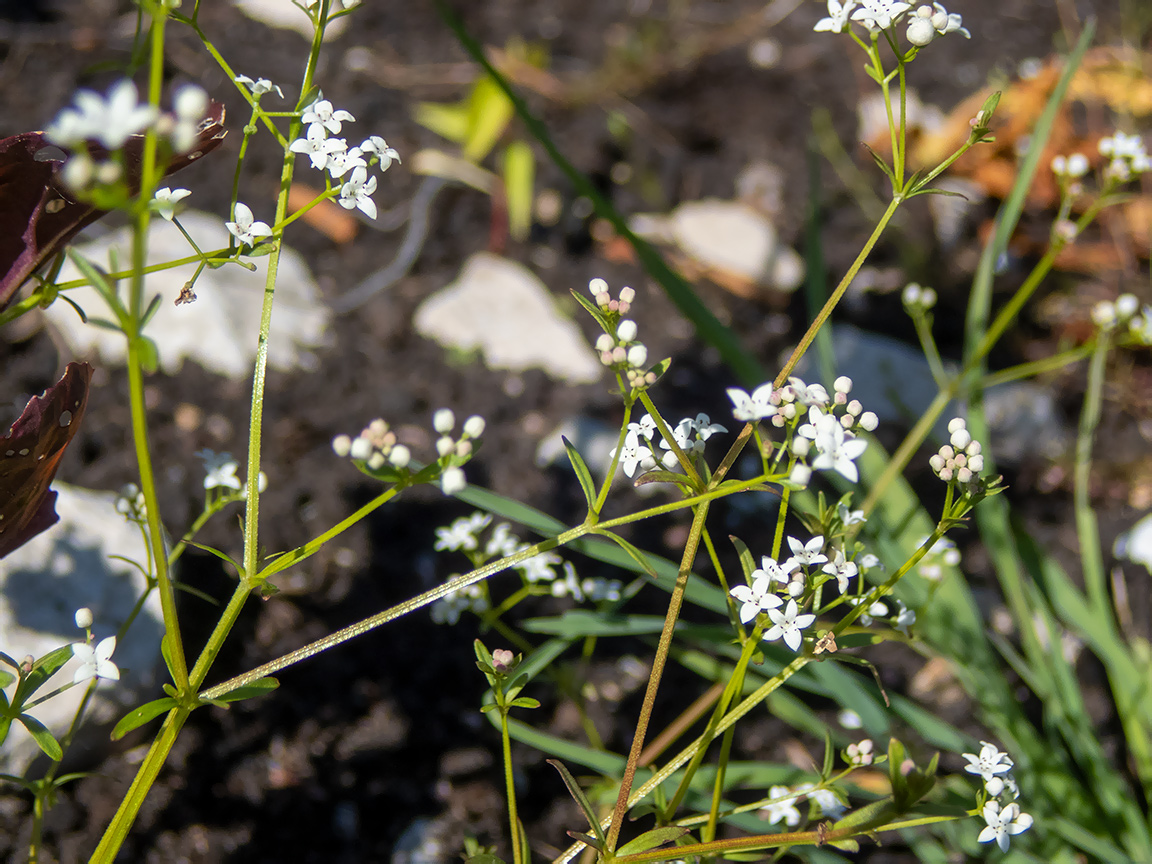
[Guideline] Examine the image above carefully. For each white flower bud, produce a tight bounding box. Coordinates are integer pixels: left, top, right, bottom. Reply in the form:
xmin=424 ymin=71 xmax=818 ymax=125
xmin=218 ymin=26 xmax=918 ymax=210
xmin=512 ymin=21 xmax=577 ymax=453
xmin=902 ymin=282 xmax=922 ymax=306
xmin=596 ymin=333 xmax=615 ymax=353
xmin=463 ymin=415 xmax=486 ymax=438
xmin=947 ymin=417 xmax=967 ymax=433
xmin=174 ymin=84 xmax=209 ymax=121
xmin=616 ymin=319 xmax=638 ymax=342
xmin=436 ymin=436 xmax=455 ymax=457
xmin=929 ymin=453 xmax=946 ymax=474
xmin=1116 ymin=293 xmax=1139 ymax=319
xmin=433 ymin=408 xmax=455 ymax=434
xmin=75 ymin=607 xmax=94 ymax=629
xmin=588 ymin=277 xmax=608 ymax=295
xmin=968 ymin=454 xmax=984 ymax=473
xmin=1066 ymin=153 xmax=1089 ymax=177
xmin=349 ymin=437 xmax=373 ymax=460
xmin=1091 ymin=301 xmax=1117 ymax=328
xmin=956 ymin=466 xmax=973 ymax=483
xmin=619 ymin=286 xmax=635 ymax=303
xmin=921 ymin=287 xmax=937 ymax=309
xmin=788 ymin=579 xmax=805 ymax=597
xmin=967 ymin=440 xmax=982 ymax=456
xmin=792 ymin=437 xmax=811 ymax=458
xmin=841 ymin=414 xmax=854 ymax=429
xmin=950 ymin=427 xmax=972 ymax=449
xmin=788 ymin=463 xmax=812 ymax=487
xmin=907 ymin=15 xmax=936 ymax=46
xmin=367 ymin=452 xmax=386 ymax=470
xmin=627 ymin=343 xmax=648 ymax=368
xmin=389 ymin=444 xmax=411 ymax=468
xmin=1051 ymin=155 xmax=1067 ymax=175
xmin=939 ymin=444 xmax=955 ymax=460
xmin=847 ymin=399 xmax=862 ymax=416
xmin=661 ymin=450 xmax=679 ymax=469
xmin=441 ymin=466 xmax=467 ymax=495
xmin=834 ymin=376 xmax=852 ymax=394
xmin=332 ymin=434 xmax=352 ymax=457
xmin=859 ymin=412 xmax=878 ymax=432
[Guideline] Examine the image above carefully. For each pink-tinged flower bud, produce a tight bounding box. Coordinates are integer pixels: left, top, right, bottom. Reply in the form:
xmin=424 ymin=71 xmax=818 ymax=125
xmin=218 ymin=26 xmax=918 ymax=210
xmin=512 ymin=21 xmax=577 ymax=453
xmin=929 ymin=454 xmax=946 ymax=474
xmin=455 ymin=440 xmax=473 ymax=458
xmin=968 ymin=454 xmax=984 ymax=473
xmin=847 ymin=400 xmax=862 ymax=415
xmin=619 ymin=286 xmax=635 ymax=303
xmin=859 ymin=412 xmax=878 ymax=431
xmin=492 ymin=649 xmax=515 ymax=672
xmin=957 ymin=466 xmax=973 ymax=483
xmin=596 ymin=333 xmax=614 ymax=353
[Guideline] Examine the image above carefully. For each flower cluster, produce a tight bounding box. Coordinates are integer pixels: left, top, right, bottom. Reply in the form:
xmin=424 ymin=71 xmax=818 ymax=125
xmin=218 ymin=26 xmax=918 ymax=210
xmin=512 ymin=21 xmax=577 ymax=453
xmin=586 ymin=278 xmax=658 ymax=390
xmin=929 ymin=417 xmax=985 ymax=485
xmin=611 ymin=412 xmax=726 ymax=478
xmin=902 ymin=281 xmax=937 ymax=311
xmin=430 ymin=511 xmax=622 ymax=624
xmin=760 ymin=782 xmax=845 ymax=827
xmin=46 ymin=80 xmax=210 ymax=194
xmin=963 ymin=742 xmax=1033 ymax=851
xmin=333 ymin=410 xmax=482 ymax=495
xmin=114 ymin=483 xmax=147 ymax=521
xmin=846 ymin=738 xmax=874 ymax=766
xmin=813 ymin=0 xmax=968 ymax=43
xmin=1091 ymin=292 xmax=1145 ymax=334
xmin=1050 ymin=152 xmax=1089 ymax=181
xmin=288 ymin=92 xmax=398 ymax=220
xmin=1099 ymin=132 xmax=1151 ymax=184
xmin=729 ymin=376 xmax=876 ymax=485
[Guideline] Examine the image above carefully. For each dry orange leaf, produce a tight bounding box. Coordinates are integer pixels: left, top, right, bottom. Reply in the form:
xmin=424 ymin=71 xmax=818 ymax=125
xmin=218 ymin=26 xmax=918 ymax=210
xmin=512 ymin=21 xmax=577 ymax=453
xmin=288 ymin=182 xmax=358 ymax=244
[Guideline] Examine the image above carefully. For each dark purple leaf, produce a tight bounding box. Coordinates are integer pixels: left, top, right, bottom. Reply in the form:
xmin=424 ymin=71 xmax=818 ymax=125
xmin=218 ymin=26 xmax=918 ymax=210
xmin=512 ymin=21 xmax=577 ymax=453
xmin=0 ymin=362 xmax=93 ymax=558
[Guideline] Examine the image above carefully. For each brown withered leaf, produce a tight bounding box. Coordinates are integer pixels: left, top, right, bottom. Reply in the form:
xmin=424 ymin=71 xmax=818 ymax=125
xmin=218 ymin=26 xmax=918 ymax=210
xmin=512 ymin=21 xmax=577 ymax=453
xmin=0 ymin=362 xmax=93 ymax=558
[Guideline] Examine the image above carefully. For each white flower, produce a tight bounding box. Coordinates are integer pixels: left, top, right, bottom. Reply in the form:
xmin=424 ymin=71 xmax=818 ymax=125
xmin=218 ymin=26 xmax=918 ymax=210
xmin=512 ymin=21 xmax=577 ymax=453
xmin=811 ymin=422 xmax=868 ymax=483
xmin=764 ymin=599 xmax=816 ymax=652
xmin=326 ymin=144 xmax=367 ymax=179
xmin=235 ymin=74 xmax=284 ymax=99
xmin=359 ymin=136 xmax=401 ymax=171
xmin=151 ymin=187 xmax=191 ymax=222
xmin=730 ymin=576 xmax=784 ymax=623
xmin=339 ymin=166 xmax=378 ymax=219
xmin=787 ymin=535 xmax=828 ymax=567
xmin=441 ymin=466 xmax=467 ymax=495
xmin=517 ymin=550 xmax=562 ymax=583
xmin=551 ymin=561 xmax=586 ymax=601
xmin=290 ymin=124 xmax=345 ymax=171
xmin=226 ymin=202 xmax=273 ymax=247
xmin=822 ymin=549 xmax=858 ymax=593
xmin=434 ymin=513 xmax=492 ymax=552
xmin=786 ymin=377 xmax=829 ymax=406
xmin=962 ymin=741 xmax=1014 ymax=788
xmin=797 ymin=406 xmax=837 ymax=440
xmin=72 ymin=636 xmax=120 ymax=684
xmin=795 ymin=784 xmax=846 ymax=819
xmin=486 ymin=523 xmax=521 ymax=558
xmin=977 ymin=801 xmax=1033 ymax=852
xmin=614 ymin=430 xmax=656 ymax=478
xmin=814 ymin=0 xmax=856 ymax=32
xmin=629 ymin=414 xmax=658 ymax=441
xmin=761 ymin=786 xmax=802 ymax=826
xmin=851 ymin=0 xmax=911 ymax=30
xmin=727 ymin=383 xmax=776 ymax=422
xmin=47 ymin=80 xmax=158 ymax=150
xmin=752 ymin=555 xmax=799 ymax=586
xmin=893 ymin=599 xmax=916 ymax=635
xmin=838 ymin=501 xmax=866 ymax=526
xmin=850 ymin=596 xmax=888 ymax=626
xmin=302 ymin=94 xmax=355 ymax=134
xmin=196 ymin=449 xmax=242 ymax=491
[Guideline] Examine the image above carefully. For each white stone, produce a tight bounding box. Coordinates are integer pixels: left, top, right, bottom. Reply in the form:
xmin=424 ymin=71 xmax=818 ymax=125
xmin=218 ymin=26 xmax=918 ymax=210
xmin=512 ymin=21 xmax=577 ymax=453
xmin=0 ymin=485 xmax=165 ymax=774
xmin=231 ymin=0 xmax=349 ymax=40
xmin=47 ymin=211 xmax=331 ymax=379
xmin=1115 ymin=513 xmax=1152 ymax=573
xmin=414 ymin=252 xmax=602 ymax=384
xmin=633 ymin=199 xmax=805 ymax=292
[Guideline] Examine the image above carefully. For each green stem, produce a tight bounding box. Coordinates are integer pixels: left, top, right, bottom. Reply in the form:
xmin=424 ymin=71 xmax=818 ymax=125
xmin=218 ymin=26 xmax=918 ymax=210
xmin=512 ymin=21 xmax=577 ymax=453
xmin=605 ymin=501 xmax=710 ymax=852
xmin=1074 ymin=328 xmax=1110 ymax=612
xmin=501 ymin=710 xmax=524 ymax=864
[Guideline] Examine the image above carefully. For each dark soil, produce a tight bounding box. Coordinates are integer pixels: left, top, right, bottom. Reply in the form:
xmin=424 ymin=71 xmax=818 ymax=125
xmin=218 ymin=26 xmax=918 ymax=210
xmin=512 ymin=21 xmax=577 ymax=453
xmin=0 ymin=1 xmax=1143 ymax=862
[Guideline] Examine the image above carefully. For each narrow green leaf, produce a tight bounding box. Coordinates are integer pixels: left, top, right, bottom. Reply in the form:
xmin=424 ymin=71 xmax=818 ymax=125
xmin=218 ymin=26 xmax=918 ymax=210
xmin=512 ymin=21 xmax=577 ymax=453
xmin=111 ymin=698 xmax=177 ymax=740
xmin=17 ymin=646 xmax=76 ymax=703
xmin=729 ymin=535 xmax=756 ymax=582
xmin=570 ymin=289 xmax=607 ymax=328
xmin=0 ymin=652 xmax=19 ymax=670
xmin=859 ymin=142 xmax=897 ymax=186
xmin=0 ymin=671 xmax=14 ymax=690
xmin=140 ymin=292 xmax=163 ymax=329
xmin=822 ymin=728 xmax=835 ymax=778
xmin=67 ymin=250 xmax=125 ymax=321
xmin=562 ymin=436 xmax=597 ymax=511
xmin=565 ymin=831 xmax=604 ymax=853
xmin=615 ymin=826 xmax=689 ymax=856
xmin=0 ymin=772 xmax=33 ymax=790
xmin=138 ymin=336 xmax=160 ymax=374
xmin=18 ymin=714 xmax=62 ymax=761
xmin=56 ymin=292 xmax=88 ymax=322
xmin=508 ymin=697 xmax=540 ymax=710
xmin=210 ymin=677 xmax=279 ymax=703
xmin=414 ymin=100 xmax=471 ymax=144
xmin=548 ymin=759 xmax=606 ymax=844
xmin=0 ymin=716 xmax=11 ymax=748
xmin=502 ymin=140 xmax=534 ymax=242
xmin=598 ymin=531 xmax=658 ymax=579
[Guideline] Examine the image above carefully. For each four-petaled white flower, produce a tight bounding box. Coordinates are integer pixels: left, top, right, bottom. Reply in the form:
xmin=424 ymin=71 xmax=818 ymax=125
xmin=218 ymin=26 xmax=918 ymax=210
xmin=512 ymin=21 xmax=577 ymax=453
xmin=764 ymin=599 xmax=816 ymax=652
xmin=339 ymin=166 xmax=379 ymax=219
xmin=962 ymin=741 xmax=1013 ymax=792
xmin=289 ymin=123 xmax=345 ymax=171
xmin=851 ymin=0 xmax=911 ymax=30
xmin=326 ymin=143 xmax=367 ymax=179
xmin=787 ymin=535 xmax=828 ymax=567
xmin=235 ymin=74 xmax=284 ymax=99
xmin=977 ymin=801 xmax=1033 ymax=852
xmin=730 ymin=576 xmax=784 ymax=624
xmin=728 ymin=383 xmax=776 ymax=421
xmin=302 ymin=94 xmax=355 ymax=134
xmin=72 ymin=636 xmax=120 ymax=684
xmin=761 ymin=785 xmax=802 ymax=826
xmin=786 ymin=377 xmax=830 ymax=406
xmin=47 ymin=80 xmax=159 ymax=150
xmin=822 ymin=549 xmax=858 ymax=593
xmin=197 ymin=449 xmax=242 ymax=491
xmin=811 ymin=421 xmax=868 ymax=483
xmin=614 ymin=430 xmax=656 ymax=478
xmin=151 ymin=187 xmax=191 ymax=222
xmin=814 ymin=0 xmax=857 ymax=32
xmin=752 ymin=555 xmax=800 ymax=585
xmin=360 ymin=136 xmax=401 ymax=171
xmin=226 ymin=202 xmax=273 ymax=247
xmin=434 ymin=512 xmax=492 ymax=552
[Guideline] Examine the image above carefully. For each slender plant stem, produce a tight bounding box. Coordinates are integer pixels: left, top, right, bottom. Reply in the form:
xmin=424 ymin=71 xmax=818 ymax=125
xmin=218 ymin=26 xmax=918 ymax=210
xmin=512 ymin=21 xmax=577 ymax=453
xmin=502 ymin=712 xmax=524 ymax=864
